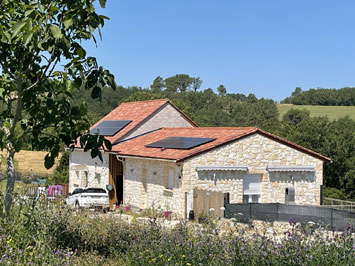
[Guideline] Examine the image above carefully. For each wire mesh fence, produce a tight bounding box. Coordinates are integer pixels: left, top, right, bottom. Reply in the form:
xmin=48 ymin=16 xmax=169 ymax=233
xmin=225 ymin=203 xmax=355 ymax=231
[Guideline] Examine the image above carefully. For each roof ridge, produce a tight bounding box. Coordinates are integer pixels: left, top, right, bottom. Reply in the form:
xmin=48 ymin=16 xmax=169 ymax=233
xmin=119 ymin=98 xmax=169 ymax=104
xmin=161 ymin=127 xmax=258 ymax=130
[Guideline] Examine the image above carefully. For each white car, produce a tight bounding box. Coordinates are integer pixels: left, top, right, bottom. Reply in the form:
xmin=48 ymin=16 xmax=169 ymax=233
xmin=65 ymin=187 xmax=109 ymax=210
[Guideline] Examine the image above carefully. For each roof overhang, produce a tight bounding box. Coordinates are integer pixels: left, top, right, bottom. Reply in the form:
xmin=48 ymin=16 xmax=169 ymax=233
xmin=267 ymin=166 xmax=315 ymax=172
xmin=196 ymin=165 xmax=249 ymax=171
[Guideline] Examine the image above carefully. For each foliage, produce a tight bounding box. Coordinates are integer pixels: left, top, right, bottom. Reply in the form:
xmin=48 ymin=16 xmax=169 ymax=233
xmin=0 ymin=0 xmax=115 ymax=213
xmin=0 ymin=201 xmax=354 ymax=265
xmin=322 ymin=187 xmax=347 ymax=200
xmin=282 ymin=87 xmax=355 ymax=106
xmin=49 ymin=151 xmax=69 ymax=184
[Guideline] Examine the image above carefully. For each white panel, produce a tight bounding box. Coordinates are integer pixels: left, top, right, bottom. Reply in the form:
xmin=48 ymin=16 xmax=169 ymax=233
xmin=243 ymin=174 xmax=262 ymax=195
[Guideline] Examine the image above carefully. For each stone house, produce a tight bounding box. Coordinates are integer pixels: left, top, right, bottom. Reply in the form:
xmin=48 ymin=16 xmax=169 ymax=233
xmin=69 ymin=99 xmax=330 ymax=218
xmin=69 ymin=99 xmax=197 ymax=205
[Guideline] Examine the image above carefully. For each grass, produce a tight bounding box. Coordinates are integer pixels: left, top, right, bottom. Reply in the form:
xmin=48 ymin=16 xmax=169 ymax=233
xmin=277 ymin=104 xmax=355 ymax=121
xmin=0 ymin=150 xmax=61 ymax=176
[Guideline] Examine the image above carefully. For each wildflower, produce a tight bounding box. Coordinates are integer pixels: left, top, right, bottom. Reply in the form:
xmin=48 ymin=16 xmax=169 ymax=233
xmin=187 ymin=263 xmax=191 ymax=266
xmin=159 ymin=254 xmax=163 ymax=258
xmin=181 ymin=254 xmax=185 ymax=258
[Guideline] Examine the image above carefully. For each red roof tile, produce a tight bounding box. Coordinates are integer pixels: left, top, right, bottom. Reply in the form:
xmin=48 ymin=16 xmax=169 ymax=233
xmin=88 ymin=99 xmax=197 ymax=144
xmin=111 ymin=127 xmax=331 ymax=162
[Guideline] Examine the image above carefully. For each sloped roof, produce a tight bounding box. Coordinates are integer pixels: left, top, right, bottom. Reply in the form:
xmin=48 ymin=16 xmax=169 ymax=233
xmin=88 ymin=99 xmax=197 ymax=144
xmin=112 ymin=127 xmax=331 ymax=162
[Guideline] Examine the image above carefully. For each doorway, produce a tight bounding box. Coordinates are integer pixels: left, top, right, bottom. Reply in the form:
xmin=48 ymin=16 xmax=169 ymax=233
xmin=109 ymin=154 xmax=124 ymax=210
xmin=116 ymin=174 xmax=123 ymax=205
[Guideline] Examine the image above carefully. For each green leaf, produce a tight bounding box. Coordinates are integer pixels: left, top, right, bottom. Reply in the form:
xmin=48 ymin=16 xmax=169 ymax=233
xmin=99 ymin=0 xmax=107 ymax=8
xmin=76 ymin=47 xmax=86 ymax=59
xmin=50 ymin=25 xmax=62 ymax=39
xmin=63 ymin=17 xmax=73 ymax=30
xmin=23 ymin=32 xmax=33 ymax=46
xmin=24 ymin=9 xmax=35 ymax=17
xmin=44 ymin=154 xmax=54 ymax=169
xmin=90 ymin=148 xmax=98 ymax=158
xmin=11 ymin=21 xmax=26 ymax=38
xmin=104 ymin=139 xmax=112 ymax=151
xmin=91 ymin=86 xmax=101 ymax=99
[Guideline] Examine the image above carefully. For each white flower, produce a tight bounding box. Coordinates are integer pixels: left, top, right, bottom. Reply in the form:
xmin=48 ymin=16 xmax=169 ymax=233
xmin=220 ymin=207 xmax=225 ymax=211
xmin=209 ymin=208 xmax=215 ymax=212
xmin=237 ymin=213 xmax=243 ymax=216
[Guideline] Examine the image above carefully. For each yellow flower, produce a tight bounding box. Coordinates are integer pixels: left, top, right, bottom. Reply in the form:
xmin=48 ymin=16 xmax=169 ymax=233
xmin=168 ymin=258 xmax=171 ymax=261
xmin=187 ymin=263 xmax=191 ymax=266
xmin=159 ymin=254 xmax=163 ymax=258
xmin=181 ymin=255 xmax=185 ymax=258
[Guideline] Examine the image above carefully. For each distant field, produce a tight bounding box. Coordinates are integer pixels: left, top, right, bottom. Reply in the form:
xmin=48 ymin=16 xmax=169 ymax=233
xmin=0 ymin=150 xmax=61 ymax=176
xmin=277 ymin=104 xmax=355 ymax=121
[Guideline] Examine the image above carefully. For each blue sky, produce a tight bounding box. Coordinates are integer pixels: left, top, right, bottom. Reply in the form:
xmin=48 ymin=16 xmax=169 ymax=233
xmin=84 ymin=0 xmax=355 ymax=101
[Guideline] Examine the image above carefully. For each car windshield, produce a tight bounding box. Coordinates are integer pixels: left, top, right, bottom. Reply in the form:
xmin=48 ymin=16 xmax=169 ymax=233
xmin=82 ymin=188 xmax=107 ymax=194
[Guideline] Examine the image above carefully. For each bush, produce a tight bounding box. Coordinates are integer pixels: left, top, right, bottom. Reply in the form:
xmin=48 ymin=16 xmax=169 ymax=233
xmin=0 ymin=197 xmax=354 ymax=265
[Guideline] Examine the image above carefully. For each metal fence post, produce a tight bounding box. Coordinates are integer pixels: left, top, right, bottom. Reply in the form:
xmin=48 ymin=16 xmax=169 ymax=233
xmin=249 ymin=203 xmax=252 ymax=219
xmin=276 ymin=203 xmax=279 ymax=221
xmin=330 ymin=208 xmax=333 ymax=229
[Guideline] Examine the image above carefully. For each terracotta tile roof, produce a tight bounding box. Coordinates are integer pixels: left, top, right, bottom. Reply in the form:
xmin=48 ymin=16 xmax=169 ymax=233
xmin=111 ymin=127 xmax=331 ymax=162
xmin=79 ymin=99 xmax=196 ymax=146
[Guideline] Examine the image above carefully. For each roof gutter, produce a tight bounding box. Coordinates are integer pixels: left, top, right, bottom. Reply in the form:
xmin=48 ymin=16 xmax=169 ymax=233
xmin=117 ymin=154 xmax=177 ymax=163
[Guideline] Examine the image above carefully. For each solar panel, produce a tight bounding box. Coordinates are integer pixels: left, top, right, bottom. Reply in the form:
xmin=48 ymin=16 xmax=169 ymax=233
xmin=90 ymin=120 xmax=132 ymax=136
xmin=145 ymin=137 xmax=216 ymax=150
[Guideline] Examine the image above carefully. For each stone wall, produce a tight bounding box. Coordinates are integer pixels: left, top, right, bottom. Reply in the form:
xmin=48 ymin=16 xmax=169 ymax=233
xmin=182 ymin=133 xmax=323 ymax=213
xmin=122 ymin=103 xmax=194 ymax=140
xmin=69 ymin=151 xmax=109 ymax=192
xmin=124 ymin=158 xmax=185 ymax=216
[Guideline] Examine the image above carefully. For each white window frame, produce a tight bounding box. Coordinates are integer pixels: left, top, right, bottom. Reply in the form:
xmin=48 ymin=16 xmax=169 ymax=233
xmin=167 ymin=170 xmax=174 ymax=190
xmin=243 ymin=174 xmax=262 ymax=203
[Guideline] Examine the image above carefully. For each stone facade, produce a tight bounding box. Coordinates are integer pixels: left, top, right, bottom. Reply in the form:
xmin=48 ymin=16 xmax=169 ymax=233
xmin=69 ymin=151 xmax=109 ymax=192
xmin=182 ymin=133 xmax=323 ymax=213
xmin=124 ymin=158 xmax=183 ymax=213
xmin=122 ymin=103 xmax=194 ymax=140
xmin=70 ymin=132 xmax=324 ymax=219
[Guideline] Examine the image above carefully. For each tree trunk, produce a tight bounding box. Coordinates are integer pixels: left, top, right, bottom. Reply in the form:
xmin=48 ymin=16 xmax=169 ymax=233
xmin=3 ymin=149 xmax=15 ymax=214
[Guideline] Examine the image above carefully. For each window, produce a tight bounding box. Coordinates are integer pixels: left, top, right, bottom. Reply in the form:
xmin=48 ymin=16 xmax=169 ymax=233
xmin=167 ymin=170 xmax=174 ymax=190
xmin=243 ymin=174 xmax=262 ymax=203
xmin=95 ymin=173 xmax=101 ymax=185
xmin=81 ymin=171 xmax=88 ymax=187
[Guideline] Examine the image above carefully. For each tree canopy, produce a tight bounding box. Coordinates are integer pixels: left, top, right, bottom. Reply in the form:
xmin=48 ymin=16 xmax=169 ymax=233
xmin=0 ymin=0 xmax=115 ymax=213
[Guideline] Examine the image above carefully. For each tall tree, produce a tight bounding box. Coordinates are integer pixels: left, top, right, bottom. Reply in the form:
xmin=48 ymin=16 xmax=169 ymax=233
xmin=191 ymin=77 xmax=202 ymax=92
xmin=0 ymin=0 xmax=115 ymax=214
xmin=150 ymin=76 xmax=165 ymax=93
xmin=217 ymin=84 xmax=226 ymax=96
xmin=165 ymin=74 xmax=193 ymax=93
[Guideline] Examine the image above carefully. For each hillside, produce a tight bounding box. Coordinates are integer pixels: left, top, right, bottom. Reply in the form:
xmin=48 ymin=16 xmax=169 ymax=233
xmin=277 ymin=104 xmax=355 ymax=121
xmin=0 ymin=150 xmax=61 ymax=177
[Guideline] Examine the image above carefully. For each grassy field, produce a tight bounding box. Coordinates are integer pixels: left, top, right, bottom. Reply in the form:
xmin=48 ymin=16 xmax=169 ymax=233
xmin=0 ymin=150 xmax=61 ymax=176
xmin=277 ymin=104 xmax=355 ymax=121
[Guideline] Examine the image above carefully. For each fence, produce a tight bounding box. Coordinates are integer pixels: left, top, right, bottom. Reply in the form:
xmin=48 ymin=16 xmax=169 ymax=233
xmin=26 ymin=184 xmax=69 ymax=198
xmin=322 ymin=197 xmax=355 ymax=211
xmin=225 ymin=203 xmax=355 ymax=231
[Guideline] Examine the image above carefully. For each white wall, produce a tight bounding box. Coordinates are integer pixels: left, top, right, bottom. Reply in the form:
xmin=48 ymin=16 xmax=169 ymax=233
xmin=69 ymin=150 xmax=109 ymax=192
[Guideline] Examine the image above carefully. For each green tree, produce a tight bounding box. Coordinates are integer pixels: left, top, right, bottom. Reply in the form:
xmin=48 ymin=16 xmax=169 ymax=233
xmin=150 ymin=76 xmax=165 ymax=93
xmin=217 ymin=84 xmax=226 ymax=96
xmin=191 ymin=77 xmax=202 ymax=92
xmin=165 ymin=74 xmax=193 ymax=93
xmin=282 ymin=108 xmax=310 ymax=125
xmin=0 ymin=0 xmax=115 ymax=214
